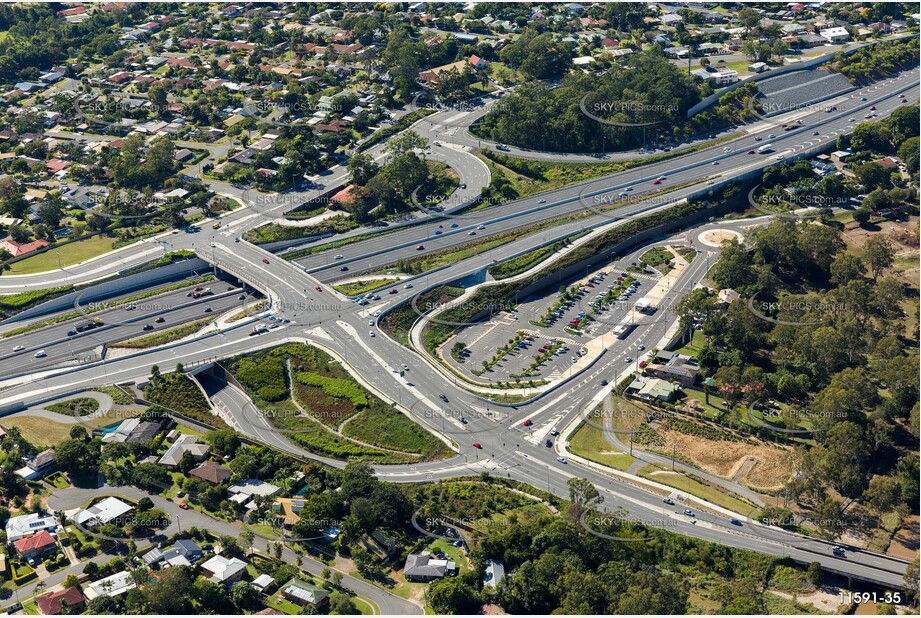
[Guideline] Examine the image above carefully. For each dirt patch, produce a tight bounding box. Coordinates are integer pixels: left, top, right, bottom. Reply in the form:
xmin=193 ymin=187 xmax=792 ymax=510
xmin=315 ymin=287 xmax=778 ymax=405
xmin=841 ymin=215 xmax=920 ymax=287
xmin=887 ymin=515 xmax=920 ymax=560
xmin=698 ymin=229 xmax=743 ymax=248
xmin=660 ymin=429 xmax=793 ymax=490
xmin=771 ymin=585 xmax=847 ymax=613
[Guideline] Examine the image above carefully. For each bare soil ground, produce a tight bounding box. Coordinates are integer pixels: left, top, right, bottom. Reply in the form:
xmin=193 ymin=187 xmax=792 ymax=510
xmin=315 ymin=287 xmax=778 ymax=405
xmin=841 ymin=215 xmax=920 ymax=287
xmin=660 ymin=428 xmax=793 ymax=490
xmin=771 ymin=585 xmax=847 ymax=613
xmin=888 ymin=515 xmax=920 ymax=560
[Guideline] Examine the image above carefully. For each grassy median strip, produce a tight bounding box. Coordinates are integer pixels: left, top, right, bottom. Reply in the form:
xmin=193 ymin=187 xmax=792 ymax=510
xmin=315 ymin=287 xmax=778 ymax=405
xmin=1 ymin=275 xmax=214 ymax=338
xmin=111 ymin=318 xmax=213 ymax=349
xmin=333 ymin=278 xmax=400 ymax=296
xmin=488 ymin=234 xmax=584 ymax=280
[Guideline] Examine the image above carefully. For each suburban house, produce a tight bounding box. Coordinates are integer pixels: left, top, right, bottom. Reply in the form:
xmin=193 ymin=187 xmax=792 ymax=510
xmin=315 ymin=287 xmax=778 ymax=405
xmin=12 ymin=529 xmax=58 ymax=560
xmin=644 ymin=351 xmax=701 ymax=387
xmin=201 ymin=554 xmax=247 ymax=584
xmin=820 ymin=26 xmax=850 ymax=42
xmin=280 ymin=578 xmax=330 ymax=609
xmin=0 ymin=238 xmax=48 ymax=257
xmin=403 ymin=553 xmax=457 ymax=582
xmin=143 ymin=539 xmax=202 ymax=568
xmin=84 ymin=571 xmax=137 ymax=599
xmin=626 ymin=375 xmax=681 ymax=403
xmin=35 ymin=586 xmax=85 ymax=615
xmin=5 ymin=512 xmax=58 ymax=542
xmin=73 ymin=496 xmax=133 ymax=528
xmin=189 ymin=460 xmax=233 ymax=485
xmin=272 ymin=497 xmax=306 ymax=526
xmin=252 ymin=573 xmax=276 ymax=593
xmin=158 ymin=434 xmax=210 ymax=467
xmin=228 ymin=479 xmax=281 ymax=499
xmin=14 ymin=448 xmax=56 ymax=479
xmin=483 ymin=558 xmax=505 ymax=589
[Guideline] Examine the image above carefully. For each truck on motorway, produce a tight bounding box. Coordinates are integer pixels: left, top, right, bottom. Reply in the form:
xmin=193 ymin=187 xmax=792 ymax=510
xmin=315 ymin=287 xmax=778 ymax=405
xmin=757 ymin=143 xmax=773 ymax=153
xmin=68 ymin=319 xmax=103 ymax=336
xmin=188 ymin=286 xmax=213 ymax=298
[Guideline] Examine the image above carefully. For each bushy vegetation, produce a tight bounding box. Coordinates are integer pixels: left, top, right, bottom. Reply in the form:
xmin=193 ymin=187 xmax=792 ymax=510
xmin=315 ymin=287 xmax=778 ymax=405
xmin=678 ymin=217 xmax=919 ymax=535
xmin=45 ymin=397 xmax=100 ymax=417
xmin=833 ymin=37 xmax=920 ymax=84
xmin=143 ymin=368 xmax=219 ymax=427
xmin=226 ymin=343 xmax=450 ymax=461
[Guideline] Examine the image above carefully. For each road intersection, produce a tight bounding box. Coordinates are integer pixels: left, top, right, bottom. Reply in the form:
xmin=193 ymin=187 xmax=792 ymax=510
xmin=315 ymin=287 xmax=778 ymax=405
xmin=0 ymin=68 xmax=916 ymax=591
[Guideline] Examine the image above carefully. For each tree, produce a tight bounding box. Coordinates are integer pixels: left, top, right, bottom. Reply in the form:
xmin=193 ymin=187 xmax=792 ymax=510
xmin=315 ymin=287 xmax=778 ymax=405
xmin=55 ymin=438 xmax=101 ymax=478
xmin=231 ymin=582 xmax=260 ymax=611
xmin=862 ymin=476 xmax=902 ymax=525
xmin=203 ymin=429 xmax=240 ymax=457
xmin=863 ymin=235 xmax=895 ymax=281
xmin=144 ymin=566 xmax=194 ymax=613
xmin=382 ymin=130 xmax=428 ymax=159
xmin=567 ymin=478 xmax=602 ymax=506
xmin=86 ymin=595 xmax=118 ymax=614
xmin=328 ymin=592 xmax=359 ymax=615
xmin=130 ymin=463 xmax=172 ymax=493
xmin=806 ymin=562 xmax=823 ymax=586
xmin=148 ymin=84 xmax=169 ymax=116
xmin=903 ymin=557 xmax=920 ymax=607
xmin=347 ymin=153 xmax=380 ymax=186
xmin=813 ymin=498 xmax=846 ymax=540
xmin=69 ymin=425 xmax=88 ymax=440
xmin=63 ymin=574 xmax=81 ymax=589
xmin=425 ymin=576 xmax=482 ymax=614
xmin=341 ymin=461 xmax=378 ymax=501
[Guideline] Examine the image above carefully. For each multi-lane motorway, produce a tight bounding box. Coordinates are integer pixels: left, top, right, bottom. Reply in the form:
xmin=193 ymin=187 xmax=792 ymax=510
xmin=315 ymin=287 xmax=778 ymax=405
xmin=0 ymin=67 xmax=917 ymax=592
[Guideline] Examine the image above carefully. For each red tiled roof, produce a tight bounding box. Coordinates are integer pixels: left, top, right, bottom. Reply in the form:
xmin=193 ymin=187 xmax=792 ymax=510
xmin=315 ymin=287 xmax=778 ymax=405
xmin=13 ymin=530 xmax=56 ymax=554
xmin=36 ymin=587 xmax=84 ymax=615
xmin=0 ymin=238 xmax=50 ymax=257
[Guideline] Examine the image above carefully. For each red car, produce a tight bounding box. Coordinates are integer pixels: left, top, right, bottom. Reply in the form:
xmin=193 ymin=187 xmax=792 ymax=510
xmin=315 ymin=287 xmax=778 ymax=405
xmin=523 ymin=419 xmax=533 ymax=427
xmin=639 ymin=360 xmax=648 ymax=368
xmin=747 ymin=150 xmax=756 ymax=154
xmin=389 ymin=288 xmax=398 ymax=294
xmin=652 ymin=179 xmax=661 ymax=185
xmin=473 ymin=442 xmax=482 ymax=449
xmin=416 ymin=244 xmax=425 ymax=250
xmin=315 ymin=285 xmax=322 ymax=292
xmin=262 ymin=258 xmax=270 ymax=264
xmin=178 ymin=503 xmax=189 ymax=510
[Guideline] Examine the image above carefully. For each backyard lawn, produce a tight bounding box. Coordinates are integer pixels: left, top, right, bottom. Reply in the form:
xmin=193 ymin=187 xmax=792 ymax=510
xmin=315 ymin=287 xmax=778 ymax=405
xmin=7 ymin=235 xmax=117 ymax=274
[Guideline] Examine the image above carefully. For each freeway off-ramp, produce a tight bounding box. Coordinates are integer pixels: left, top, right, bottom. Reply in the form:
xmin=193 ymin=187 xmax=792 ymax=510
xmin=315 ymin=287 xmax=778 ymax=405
xmin=0 ymin=68 xmax=916 ymax=592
